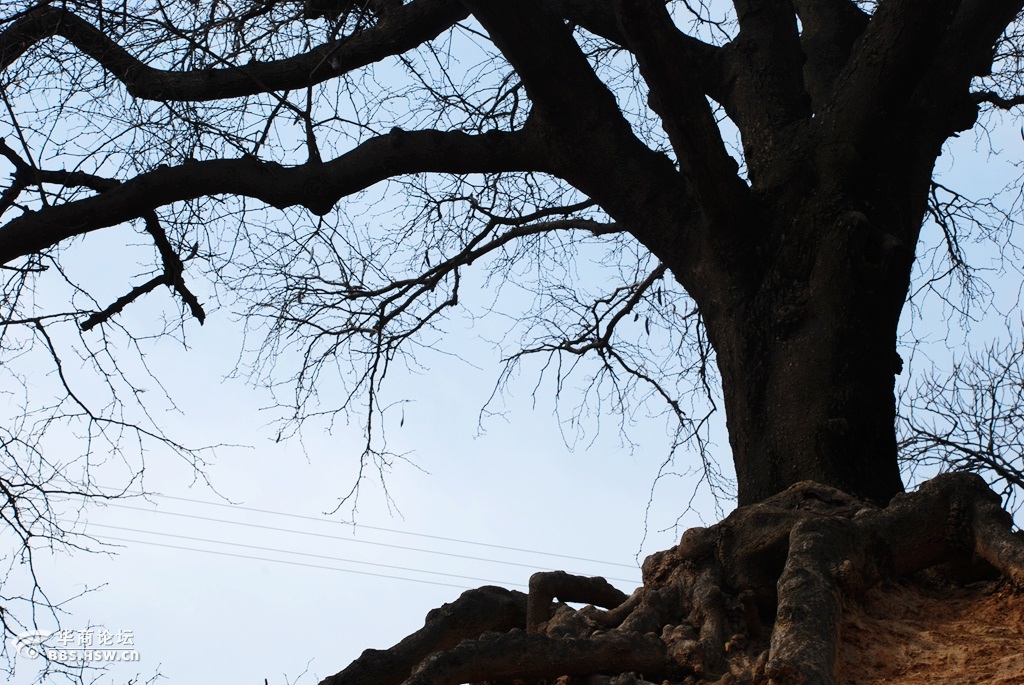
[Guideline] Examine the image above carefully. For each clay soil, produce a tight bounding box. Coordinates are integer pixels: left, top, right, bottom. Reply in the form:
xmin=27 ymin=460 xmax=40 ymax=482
xmin=838 ymin=580 xmax=1024 ymax=685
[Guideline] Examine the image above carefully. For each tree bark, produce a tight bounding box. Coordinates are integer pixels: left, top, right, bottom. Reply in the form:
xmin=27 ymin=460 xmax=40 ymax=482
xmin=704 ymin=206 xmax=912 ymax=506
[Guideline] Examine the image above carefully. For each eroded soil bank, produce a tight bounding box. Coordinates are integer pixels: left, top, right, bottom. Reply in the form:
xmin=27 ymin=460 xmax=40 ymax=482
xmin=838 ymin=579 xmax=1024 ymax=685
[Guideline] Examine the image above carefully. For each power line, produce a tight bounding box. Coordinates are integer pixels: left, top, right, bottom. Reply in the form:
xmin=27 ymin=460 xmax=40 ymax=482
xmin=90 ymin=522 xmax=527 ymax=588
xmin=98 ymin=535 xmax=475 ymax=590
xmin=101 ymin=488 xmax=637 ymax=569
xmin=104 ymin=503 xmax=642 ymax=585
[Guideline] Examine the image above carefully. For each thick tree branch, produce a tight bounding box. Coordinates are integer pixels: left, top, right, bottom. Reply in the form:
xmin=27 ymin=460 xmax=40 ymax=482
xmin=614 ymin=0 xmax=749 ymax=228
xmin=461 ymin=0 xmax=626 ymax=125
xmin=821 ymin=0 xmax=962 ymax=180
xmin=686 ymin=1 xmax=812 ymax=191
xmin=0 ymin=127 xmax=536 ymax=264
xmin=937 ymin=0 xmax=1024 ymax=78
xmin=544 ymin=0 xmax=727 ymax=101
xmin=909 ymin=0 xmax=1024 ymax=134
xmin=792 ymin=0 xmax=870 ymax=108
xmin=0 ymin=0 xmax=467 ymax=102
xmin=729 ymin=0 xmax=809 ymax=129
xmin=461 ymin=0 xmax=745 ymax=319
xmin=860 ymin=0 xmax=1024 ymax=249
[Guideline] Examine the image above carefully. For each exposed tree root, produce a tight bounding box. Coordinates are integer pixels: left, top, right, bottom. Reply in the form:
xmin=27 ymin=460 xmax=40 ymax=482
xmin=319 ymin=586 xmax=527 ymax=685
xmin=319 ymin=473 xmax=1024 ymax=685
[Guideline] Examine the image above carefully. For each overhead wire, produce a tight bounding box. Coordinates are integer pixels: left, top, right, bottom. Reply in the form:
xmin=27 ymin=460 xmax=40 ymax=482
xmin=98 ymin=535 xmax=476 ymax=590
xmin=102 ymin=502 xmax=642 ymax=585
xmin=99 ymin=488 xmax=638 ymax=569
xmin=90 ymin=522 xmax=528 ymax=588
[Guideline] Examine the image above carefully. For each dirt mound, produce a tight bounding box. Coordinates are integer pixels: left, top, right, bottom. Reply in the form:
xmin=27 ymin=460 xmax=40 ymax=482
xmin=839 ymin=580 xmax=1024 ymax=685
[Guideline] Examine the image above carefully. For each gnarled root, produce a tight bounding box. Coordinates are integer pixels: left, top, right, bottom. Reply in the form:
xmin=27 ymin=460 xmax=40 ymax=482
xmin=527 ymin=571 xmax=630 ymax=632
xmin=319 ymin=473 xmax=1024 ymax=685
xmin=405 ymin=630 xmax=672 ymax=685
xmin=319 ymin=585 xmax=527 ymax=685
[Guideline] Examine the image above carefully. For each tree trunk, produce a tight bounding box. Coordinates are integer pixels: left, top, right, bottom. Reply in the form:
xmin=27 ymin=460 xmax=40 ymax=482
xmin=704 ymin=206 xmax=912 ymax=506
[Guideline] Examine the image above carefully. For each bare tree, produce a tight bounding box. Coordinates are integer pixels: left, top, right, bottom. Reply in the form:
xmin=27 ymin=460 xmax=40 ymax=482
xmin=900 ymin=338 xmax=1024 ymax=509
xmin=2 ymin=0 xmax=1024 ymax=683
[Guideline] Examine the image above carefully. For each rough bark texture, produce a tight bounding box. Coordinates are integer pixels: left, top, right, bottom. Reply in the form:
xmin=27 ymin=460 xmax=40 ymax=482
xmin=319 ymin=473 xmax=1024 ymax=685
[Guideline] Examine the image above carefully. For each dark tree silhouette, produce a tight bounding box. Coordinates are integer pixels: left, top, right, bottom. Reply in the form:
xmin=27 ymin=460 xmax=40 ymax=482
xmin=2 ymin=0 xmax=1024 ymax=683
